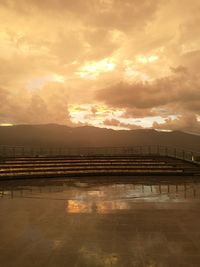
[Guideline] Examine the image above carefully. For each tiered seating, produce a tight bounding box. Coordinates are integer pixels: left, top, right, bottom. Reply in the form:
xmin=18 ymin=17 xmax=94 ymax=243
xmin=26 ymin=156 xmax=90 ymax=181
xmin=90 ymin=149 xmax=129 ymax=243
xmin=0 ymin=155 xmax=200 ymax=179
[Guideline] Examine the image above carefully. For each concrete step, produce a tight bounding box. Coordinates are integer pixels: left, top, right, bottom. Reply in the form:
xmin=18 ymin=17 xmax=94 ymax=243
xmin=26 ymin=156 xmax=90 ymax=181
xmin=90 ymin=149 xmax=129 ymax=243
xmin=0 ymin=155 xmax=199 ymax=179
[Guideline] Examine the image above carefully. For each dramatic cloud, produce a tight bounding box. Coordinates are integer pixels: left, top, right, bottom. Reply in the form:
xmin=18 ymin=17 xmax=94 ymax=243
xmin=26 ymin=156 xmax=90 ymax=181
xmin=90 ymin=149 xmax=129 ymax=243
xmin=0 ymin=82 xmax=71 ymax=124
xmin=0 ymin=0 xmax=200 ymax=131
xmin=103 ymin=118 xmax=142 ymax=130
xmin=153 ymin=113 xmax=200 ymax=134
xmin=97 ymin=71 xmax=200 ymax=110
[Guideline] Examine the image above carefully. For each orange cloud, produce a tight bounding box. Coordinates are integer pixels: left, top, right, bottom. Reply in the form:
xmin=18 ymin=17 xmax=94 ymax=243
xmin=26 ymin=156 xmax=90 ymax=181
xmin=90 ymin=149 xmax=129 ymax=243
xmin=0 ymin=0 xmax=200 ymax=131
xmin=153 ymin=113 xmax=200 ymax=134
xmin=103 ymin=118 xmax=142 ymax=130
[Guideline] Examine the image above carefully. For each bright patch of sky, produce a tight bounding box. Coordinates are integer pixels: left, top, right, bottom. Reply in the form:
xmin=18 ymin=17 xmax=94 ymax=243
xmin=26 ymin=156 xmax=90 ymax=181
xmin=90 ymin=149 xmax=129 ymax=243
xmin=27 ymin=74 xmax=65 ymax=90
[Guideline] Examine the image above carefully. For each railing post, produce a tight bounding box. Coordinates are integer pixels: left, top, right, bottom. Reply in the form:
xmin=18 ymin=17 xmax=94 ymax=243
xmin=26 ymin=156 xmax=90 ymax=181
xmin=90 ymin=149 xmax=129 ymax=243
xmin=22 ymin=147 xmax=25 ymax=157
xmin=3 ymin=146 xmax=6 ymax=157
xmin=182 ymin=150 xmax=185 ymax=160
xmin=174 ymin=148 xmax=177 ymax=158
xmin=157 ymin=145 xmax=160 ymax=155
xmin=12 ymin=147 xmax=15 ymax=157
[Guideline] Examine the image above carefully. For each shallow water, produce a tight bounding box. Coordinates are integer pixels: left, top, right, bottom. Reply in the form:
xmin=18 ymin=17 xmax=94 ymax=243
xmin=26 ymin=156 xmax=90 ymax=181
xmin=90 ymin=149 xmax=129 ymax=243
xmin=0 ymin=177 xmax=200 ymax=267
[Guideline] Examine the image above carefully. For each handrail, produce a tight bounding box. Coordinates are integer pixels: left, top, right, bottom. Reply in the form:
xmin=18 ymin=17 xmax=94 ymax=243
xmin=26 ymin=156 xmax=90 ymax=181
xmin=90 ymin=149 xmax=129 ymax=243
xmin=0 ymin=145 xmax=200 ymax=164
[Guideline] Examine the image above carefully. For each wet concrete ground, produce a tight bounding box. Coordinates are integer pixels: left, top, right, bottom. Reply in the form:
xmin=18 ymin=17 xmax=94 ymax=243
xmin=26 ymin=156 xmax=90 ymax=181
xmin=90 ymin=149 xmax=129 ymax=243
xmin=0 ymin=177 xmax=200 ymax=267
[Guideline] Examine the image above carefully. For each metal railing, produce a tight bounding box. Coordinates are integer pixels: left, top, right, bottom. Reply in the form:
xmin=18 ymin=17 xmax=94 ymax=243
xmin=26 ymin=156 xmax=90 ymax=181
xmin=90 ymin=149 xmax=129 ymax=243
xmin=0 ymin=145 xmax=200 ymax=164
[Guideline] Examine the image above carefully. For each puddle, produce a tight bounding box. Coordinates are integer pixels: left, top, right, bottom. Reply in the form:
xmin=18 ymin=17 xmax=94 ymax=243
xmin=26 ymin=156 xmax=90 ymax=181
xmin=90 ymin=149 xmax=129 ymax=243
xmin=1 ymin=177 xmax=200 ymax=266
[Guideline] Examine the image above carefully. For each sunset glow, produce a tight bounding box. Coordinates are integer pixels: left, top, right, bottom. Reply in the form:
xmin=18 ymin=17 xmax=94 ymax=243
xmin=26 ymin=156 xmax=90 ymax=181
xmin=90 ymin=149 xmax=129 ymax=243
xmin=76 ymin=58 xmax=116 ymax=79
xmin=0 ymin=0 xmax=200 ymax=132
xmin=0 ymin=123 xmax=13 ymax=126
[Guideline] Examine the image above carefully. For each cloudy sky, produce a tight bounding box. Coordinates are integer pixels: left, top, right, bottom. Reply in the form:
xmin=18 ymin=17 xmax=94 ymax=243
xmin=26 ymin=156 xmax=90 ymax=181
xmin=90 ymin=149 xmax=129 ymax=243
xmin=0 ymin=0 xmax=200 ymax=132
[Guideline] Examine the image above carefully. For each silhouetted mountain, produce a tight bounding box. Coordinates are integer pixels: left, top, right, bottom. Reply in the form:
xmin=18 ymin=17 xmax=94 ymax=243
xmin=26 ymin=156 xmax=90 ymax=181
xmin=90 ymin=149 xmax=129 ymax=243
xmin=0 ymin=124 xmax=200 ymax=151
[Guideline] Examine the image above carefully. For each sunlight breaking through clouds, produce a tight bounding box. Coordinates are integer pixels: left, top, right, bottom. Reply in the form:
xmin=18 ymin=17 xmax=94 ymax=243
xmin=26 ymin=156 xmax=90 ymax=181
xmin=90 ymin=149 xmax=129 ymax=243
xmin=69 ymin=104 xmax=176 ymax=130
xmin=76 ymin=58 xmax=116 ymax=79
xmin=136 ymin=54 xmax=159 ymax=64
xmin=0 ymin=0 xmax=200 ymax=132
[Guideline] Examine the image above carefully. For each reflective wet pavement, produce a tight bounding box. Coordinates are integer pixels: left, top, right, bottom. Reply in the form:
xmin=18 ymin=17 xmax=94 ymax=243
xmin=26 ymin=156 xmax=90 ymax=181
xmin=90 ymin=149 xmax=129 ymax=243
xmin=0 ymin=177 xmax=200 ymax=267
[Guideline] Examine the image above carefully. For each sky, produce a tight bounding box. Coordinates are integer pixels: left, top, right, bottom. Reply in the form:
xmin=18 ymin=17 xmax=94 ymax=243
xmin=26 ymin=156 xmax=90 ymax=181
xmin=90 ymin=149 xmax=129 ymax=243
xmin=0 ymin=0 xmax=200 ymax=132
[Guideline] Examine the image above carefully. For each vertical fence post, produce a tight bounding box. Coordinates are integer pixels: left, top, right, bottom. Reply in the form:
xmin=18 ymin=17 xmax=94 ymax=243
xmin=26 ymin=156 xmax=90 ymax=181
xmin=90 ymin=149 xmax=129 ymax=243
xmin=3 ymin=146 xmax=6 ymax=157
xmin=12 ymin=147 xmax=15 ymax=157
xmin=31 ymin=147 xmax=34 ymax=157
xmin=22 ymin=147 xmax=25 ymax=157
xmin=182 ymin=150 xmax=185 ymax=160
xmin=174 ymin=148 xmax=177 ymax=158
xmin=157 ymin=145 xmax=160 ymax=155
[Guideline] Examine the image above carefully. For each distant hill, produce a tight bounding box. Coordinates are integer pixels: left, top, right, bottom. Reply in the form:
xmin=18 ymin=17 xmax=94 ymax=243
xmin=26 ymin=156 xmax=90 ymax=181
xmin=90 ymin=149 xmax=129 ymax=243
xmin=0 ymin=124 xmax=200 ymax=151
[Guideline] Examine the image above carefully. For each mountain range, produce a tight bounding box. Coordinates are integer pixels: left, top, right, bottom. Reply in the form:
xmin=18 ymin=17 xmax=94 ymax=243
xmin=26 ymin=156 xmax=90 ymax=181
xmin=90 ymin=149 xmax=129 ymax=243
xmin=0 ymin=124 xmax=200 ymax=151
